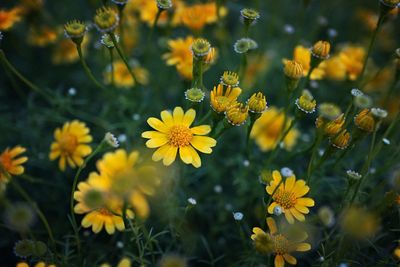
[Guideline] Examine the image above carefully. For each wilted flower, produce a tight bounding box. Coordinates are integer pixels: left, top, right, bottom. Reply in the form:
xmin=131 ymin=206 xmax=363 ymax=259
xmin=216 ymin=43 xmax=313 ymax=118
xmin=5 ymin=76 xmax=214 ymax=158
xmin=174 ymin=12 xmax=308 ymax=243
xmin=14 ymin=240 xmax=34 ymax=258
xmin=4 ymin=202 xmax=35 ymax=232
xmin=191 ymin=38 xmax=211 ymax=57
xmin=64 ymin=20 xmax=86 ymax=41
xmin=295 ymin=90 xmax=316 ymax=113
xmin=354 ymin=109 xmax=375 ymax=133
xmin=330 ymin=129 xmax=351 ymax=149
xmin=240 ymin=8 xmax=260 ymax=26
xmin=371 ymin=108 xmax=388 ymax=119
xmin=354 ymin=94 xmax=372 ymax=109
xmin=234 ymin=38 xmax=258 ymax=54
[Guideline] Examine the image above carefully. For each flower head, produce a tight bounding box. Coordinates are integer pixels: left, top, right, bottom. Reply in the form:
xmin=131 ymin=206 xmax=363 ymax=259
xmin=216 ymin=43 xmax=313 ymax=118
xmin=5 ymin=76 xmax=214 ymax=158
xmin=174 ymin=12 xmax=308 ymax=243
xmin=94 ymin=7 xmax=119 ymax=33
xmin=354 ymin=109 xmax=375 ymax=133
xmin=14 ymin=240 xmax=34 ymax=258
xmin=247 ymin=92 xmax=267 ymax=113
xmin=251 ymin=107 xmax=299 ymax=151
xmin=191 ymin=38 xmax=211 ymax=57
xmin=371 ymin=107 xmax=388 ymax=119
xmin=157 ymin=0 xmax=173 ymax=10
xmin=251 ymin=217 xmax=311 ymax=265
xmin=4 ymin=202 xmax=35 ymax=232
xmin=64 ymin=20 xmax=86 ymax=40
xmin=101 ymin=33 xmax=118 ymax=48
xmin=317 ymin=103 xmax=342 ymax=121
xmin=234 ymin=38 xmax=258 ymax=54
xmin=380 ymin=0 xmax=400 ymax=8
xmin=295 ymin=90 xmax=316 ymax=113
xmin=185 ymin=88 xmax=205 ymax=103
xmin=142 ymin=107 xmax=217 ymax=168
xmin=284 ymin=60 xmax=303 ymax=80
xmin=240 ymin=8 xmax=260 ymax=25
xmin=0 ymin=146 xmax=28 ymax=187
xmin=0 ymin=7 xmax=22 ymax=31
xmin=49 ymin=120 xmax=93 ymax=171
xmin=311 ymin=40 xmax=331 ymax=59
xmin=346 ymin=170 xmax=362 ymax=181
xmin=162 ymin=36 xmax=194 ymax=80
xmin=354 ymin=94 xmax=372 ymax=109
xmin=220 ymin=71 xmax=240 ymax=87
xmin=330 ymin=129 xmax=351 ymax=149
xmin=210 ymin=84 xmax=242 ymax=114
xmin=266 ymin=170 xmax=315 ymax=224
xmin=181 ymin=5 xmax=209 ymax=32
xmin=159 ymin=254 xmax=187 ymax=267
xmin=225 ymin=102 xmax=249 ymax=126
xmin=341 ymin=207 xmax=379 ymax=238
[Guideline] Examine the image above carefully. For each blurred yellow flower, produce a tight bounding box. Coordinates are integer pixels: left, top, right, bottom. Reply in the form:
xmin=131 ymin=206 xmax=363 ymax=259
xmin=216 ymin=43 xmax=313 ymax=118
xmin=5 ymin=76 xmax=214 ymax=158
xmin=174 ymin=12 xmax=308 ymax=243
xmin=285 ymin=45 xmax=325 ymax=80
xmin=250 ymin=107 xmax=299 ymax=152
xmin=181 ymin=5 xmax=209 ymax=32
xmin=251 ymin=217 xmax=311 ymax=266
xmin=338 ymin=45 xmax=365 ymax=81
xmin=163 ymin=36 xmax=194 ymax=80
xmin=52 ymin=36 xmax=90 ymax=65
xmin=142 ymin=107 xmax=217 ymax=168
xmin=27 ymin=26 xmax=58 ymax=47
xmin=104 ymin=61 xmax=149 ymax=88
xmin=16 ymin=262 xmax=56 ymax=267
xmin=341 ymin=207 xmax=379 ymax=239
xmin=210 ymin=84 xmax=242 ymax=114
xmin=0 ymin=7 xmax=22 ymax=31
xmin=0 ymin=146 xmax=28 ymax=187
xmin=320 ymin=56 xmax=347 ymax=81
xmin=243 ymin=53 xmax=270 ymax=88
xmin=266 ymin=170 xmax=315 ymax=224
xmin=49 ymin=120 xmax=93 ymax=171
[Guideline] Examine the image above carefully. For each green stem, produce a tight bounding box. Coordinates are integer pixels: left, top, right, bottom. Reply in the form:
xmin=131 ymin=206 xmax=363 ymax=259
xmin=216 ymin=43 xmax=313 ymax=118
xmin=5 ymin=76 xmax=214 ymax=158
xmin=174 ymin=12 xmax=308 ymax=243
xmin=198 ymin=110 xmax=212 ymax=125
xmin=0 ymin=49 xmax=53 ymax=104
xmin=306 ymin=131 xmax=323 ymax=184
xmin=76 ymin=44 xmax=107 ymax=90
xmin=192 ymin=57 xmax=204 ymax=89
xmin=108 ymin=48 xmax=115 ymax=87
xmin=110 ymin=33 xmax=137 ymax=84
xmin=149 ymin=9 xmax=162 ymax=42
xmin=11 ymin=180 xmax=56 ymax=248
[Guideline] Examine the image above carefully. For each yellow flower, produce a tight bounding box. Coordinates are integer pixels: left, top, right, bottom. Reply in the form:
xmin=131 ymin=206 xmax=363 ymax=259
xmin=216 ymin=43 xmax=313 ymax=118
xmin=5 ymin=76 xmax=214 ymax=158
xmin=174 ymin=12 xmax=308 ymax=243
xmin=128 ymin=0 xmax=169 ymax=26
xmin=95 ymin=149 xmax=160 ymax=218
xmin=316 ymin=113 xmax=345 ymax=137
xmin=285 ymin=45 xmax=325 ymax=80
xmin=100 ymin=257 xmax=132 ymax=267
xmin=247 ymin=92 xmax=267 ymax=113
xmin=394 ymin=246 xmax=400 ymax=260
xmin=142 ymin=107 xmax=217 ymax=168
xmin=330 ymin=129 xmax=351 ymax=149
xmin=159 ymin=254 xmax=187 ymax=267
xmin=243 ymin=53 xmax=270 ymax=88
xmin=27 ymin=26 xmax=58 ymax=47
xmin=340 ymin=207 xmax=379 ymax=239
xmin=49 ymin=120 xmax=93 ymax=171
xmin=250 ymin=107 xmax=299 ymax=152
xmin=74 ymin=177 xmax=134 ymax=234
xmin=319 ymin=56 xmax=347 ymax=81
xmin=225 ymin=102 xmax=249 ymax=126
xmin=16 ymin=262 xmax=56 ymax=267
xmin=162 ymin=36 xmax=194 ymax=80
xmin=283 ymin=60 xmax=303 ymax=80
xmin=338 ymin=45 xmax=366 ymax=81
xmin=104 ymin=61 xmax=149 ymax=88
xmin=0 ymin=7 xmax=22 ymax=31
xmin=354 ymin=108 xmax=376 ymax=133
xmin=251 ymin=217 xmax=311 ymax=266
xmin=0 ymin=146 xmax=28 ymax=186
xmin=181 ymin=5 xmax=209 ymax=32
xmin=210 ymin=84 xmax=242 ymax=114
xmin=266 ymin=171 xmax=315 ymax=224
xmin=311 ymin=40 xmax=331 ymax=59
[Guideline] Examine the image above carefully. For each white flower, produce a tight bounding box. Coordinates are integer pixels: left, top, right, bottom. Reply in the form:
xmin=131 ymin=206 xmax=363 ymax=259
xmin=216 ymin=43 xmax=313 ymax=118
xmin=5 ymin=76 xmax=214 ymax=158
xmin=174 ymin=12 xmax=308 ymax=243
xmin=371 ymin=108 xmax=388 ymax=119
xmin=280 ymin=167 xmax=294 ymax=178
xmin=117 ymin=134 xmax=127 ymax=143
xmin=104 ymin=132 xmax=119 ymax=148
xmin=214 ymin=185 xmax=223 ymax=193
xmin=233 ymin=212 xmax=244 ymax=221
xmin=382 ymin=138 xmax=391 ymax=145
xmin=187 ymin=198 xmax=197 ymax=205
xmin=273 ymin=206 xmax=282 ymax=216
xmin=346 ymin=170 xmax=362 ymax=180
xmin=351 ymin=88 xmax=363 ymax=97
xmin=68 ymin=87 xmax=77 ymax=96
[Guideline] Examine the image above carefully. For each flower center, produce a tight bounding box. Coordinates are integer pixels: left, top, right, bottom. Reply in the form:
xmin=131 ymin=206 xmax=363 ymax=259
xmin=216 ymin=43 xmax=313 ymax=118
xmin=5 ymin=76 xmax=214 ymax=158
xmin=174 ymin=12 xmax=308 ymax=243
xmin=59 ymin=133 xmax=78 ymax=155
xmin=97 ymin=207 xmax=113 ymax=216
xmin=168 ymin=125 xmax=193 ymax=147
xmin=273 ymin=189 xmax=297 ymax=209
xmin=273 ymin=234 xmax=290 ymax=255
xmin=0 ymin=153 xmax=12 ymax=171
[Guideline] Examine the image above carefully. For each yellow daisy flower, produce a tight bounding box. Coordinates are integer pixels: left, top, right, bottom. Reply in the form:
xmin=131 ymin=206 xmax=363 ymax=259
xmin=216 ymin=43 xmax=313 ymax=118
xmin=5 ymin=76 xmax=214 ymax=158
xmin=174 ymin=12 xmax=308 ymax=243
xmin=338 ymin=45 xmax=366 ymax=81
xmin=142 ymin=107 xmax=217 ymax=168
xmin=27 ymin=26 xmax=58 ymax=47
xmin=210 ymin=84 xmax=242 ymax=114
xmin=49 ymin=120 xmax=93 ymax=171
xmin=251 ymin=217 xmax=311 ymax=267
xmin=162 ymin=36 xmax=194 ymax=80
xmin=181 ymin=5 xmax=209 ymax=32
xmin=0 ymin=146 xmax=28 ymax=186
xmin=0 ymin=7 xmax=23 ymax=31
xmin=266 ymin=171 xmax=315 ymax=224
xmin=250 ymin=107 xmax=299 ymax=152
xmin=74 ymin=176 xmax=134 ymax=234
xmin=284 ymin=45 xmax=325 ymax=80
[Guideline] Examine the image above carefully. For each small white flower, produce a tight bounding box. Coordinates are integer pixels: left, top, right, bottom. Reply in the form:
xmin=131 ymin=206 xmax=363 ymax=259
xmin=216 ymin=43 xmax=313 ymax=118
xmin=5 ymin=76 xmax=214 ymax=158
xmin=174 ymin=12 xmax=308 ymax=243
xmin=371 ymin=108 xmax=388 ymax=119
xmin=68 ymin=87 xmax=77 ymax=96
xmin=346 ymin=170 xmax=362 ymax=180
xmin=233 ymin=212 xmax=244 ymax=221
xmin=318 ymin=149 xmax=324 ymax=156
xmin=327 ymin=28 xmax=338 ymax=38
xmin=214 ymin=185 xmax=223 ymax=193
xmin=370 ymin=167 xmax=376 ymax=174
xmin=187 ymin=198 xmax=197 ymax=205
xmin=280 ymin=167 xmax=294 ymax=178
xmin=273 ymin=206 xmax=282 ymax=216
xmin=104 ymin=132 xmax=119 ymax=148
xmin=116 ymin=241 xmax=124 ymax=248
xmin=132 ymin=113 xmax=141 ymax=121
xmin=351 ymin=88 xmax=363 ymax=97
xmin=117 ymin=134 xmax=127 ymax=143
xmin=283 ymin=24 xmax=295 ymax=34
xmin=382 ymin=138 xmax=390 ymax=145
xmin=317 ymin=16 xmax=328 ymax=26
xmin=243 ymin=160 xmax=250 ymax=167
xmin=339 ymin=263 xmax=349 ymax=267
xmin=318 ymin=256 xmax=325 ymax=262
xmin=310 ymin=80 xmax=319 ymax=89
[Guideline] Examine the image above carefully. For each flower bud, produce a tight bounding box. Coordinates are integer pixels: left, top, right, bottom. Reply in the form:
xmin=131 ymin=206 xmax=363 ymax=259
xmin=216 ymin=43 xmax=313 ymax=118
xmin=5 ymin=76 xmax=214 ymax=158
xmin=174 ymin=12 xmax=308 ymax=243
xmin=93 ymin=7 xmax=119 ymax=33
xmin=240 ymin=8 xmax=260 ymax=26
xmin=191 ymin=38 xmax=211 ymax=58
xmin=354 ymin=109 xmax=375 ymax=133
xmin=247 ymin=92 xmax=267 ymax=113
xmin=295 ymin=90 xmax=316 ymax=114
xmin=104 ymin=132 xmax=119 ymax=148
xmin=311 ymin=40 xmax=331 ymax=59
xmin=284 ymin=60 xmax=303 ymax=91
xmin=330 ymin=130 xmax=351 ymax=149
xmin=64 ymin=20 xmax=86 ymax=44
xmin=185 ymin=88 xmax=205 ymax=103
xmin=156 ymin=0 xmax=173 ymax=10
xmin=220 ymin=71 xmax=240 ymax=87
xmin=225 ymin=102 xmax=249 ymax=126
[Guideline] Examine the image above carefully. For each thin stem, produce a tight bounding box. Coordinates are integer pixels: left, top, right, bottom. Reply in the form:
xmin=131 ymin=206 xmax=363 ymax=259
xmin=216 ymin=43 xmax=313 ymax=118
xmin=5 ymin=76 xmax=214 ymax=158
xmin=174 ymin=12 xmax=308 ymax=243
xmin=306 ymin=131 xmax=323 ymax=184
xmin=149 ymin=9 xmax=162 ymax=42
xmin=0 ymin=49 xmax=53 ymax=104
xmin=108 ymin=48 xmax=115 ymax=87
xmin=198 ymin=110 xmax=212 ymax=125
xmin=110 ymin=33 xmax=137 ymax=84
xmin=76 ymin=44 xmax=107 ymax=90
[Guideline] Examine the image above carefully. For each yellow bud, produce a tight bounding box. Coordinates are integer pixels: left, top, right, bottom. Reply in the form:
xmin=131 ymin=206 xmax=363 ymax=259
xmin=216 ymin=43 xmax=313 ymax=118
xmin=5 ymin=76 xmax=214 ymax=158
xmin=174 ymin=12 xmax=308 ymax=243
xmin=311 ymin=40 xmax=331 ymax=59
xmin=64 ymin=20 xmax=86 ymax=39
xmin=284 ymin=60 xmax=303 ymax=79
xmin=295 ymin=90 xmax=316 ymax=113
xmin=330 ymin=129 xmax=351 ymax=149
xmin=248 ymin=92 xmax=267 ymax=113
xmin=354 ymin=109 xmax=375 ymax=133
xmin=94 ymin=7 xmax=119 ymax=33
xmin=225 ymin=102 xmax=249 ymax=126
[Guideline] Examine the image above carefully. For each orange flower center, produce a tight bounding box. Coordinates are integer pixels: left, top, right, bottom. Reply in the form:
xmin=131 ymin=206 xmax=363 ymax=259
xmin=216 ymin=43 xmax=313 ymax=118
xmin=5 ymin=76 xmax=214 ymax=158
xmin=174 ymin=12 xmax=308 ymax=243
xmin=59 ymin=133 xmax=78 ymax=155
xmin=273 ymin=189 xmax=297 ymax=209
xmin=273 ymin=234 xmax=290 ymax=255
xmin=168 ymin=125 xmax=193 ymax=147
xmin=97 ymin=208 xmax=113 ymax=216
xmin=0 ymin=152 xmax=13 ymax=171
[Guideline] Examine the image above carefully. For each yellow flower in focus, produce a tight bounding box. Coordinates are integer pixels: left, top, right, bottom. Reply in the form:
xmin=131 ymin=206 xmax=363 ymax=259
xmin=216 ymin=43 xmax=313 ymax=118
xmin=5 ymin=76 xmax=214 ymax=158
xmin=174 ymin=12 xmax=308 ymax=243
xmin=142 ymin=107 xmax=217 ymax=168
xmin=266 ymin=171 xmax=315 ymax=224
xmin=74 ymin=177 xmax=134 ymax=234
xmin=251 ymin=217 xmax=311 ymax=266
xmin=338 ymin=45 xmax=366 ymax=81
xmin=250 ymin=107 xmax=299 ymax=152
xmin=163 ymin=36 xmax=194 ymax=80
xmin=49 ymin=120 xmax=93 ymax=171
xmin=210 ymin=84 xmax=242 ymax=114
xmin=286 ymin=45 xmax=325 ymax=80
xmin=0 ymin=7 xmax=22 ymax=31
xmin=16 ymin=262 xmax=56 ymax=267
xmin=27 ymin=26 xmax=58 ymax=47
xmin=0 ymin=146 xmax=28 ymax=186
xmin=52 ymin=36 xmax=90 ymax=65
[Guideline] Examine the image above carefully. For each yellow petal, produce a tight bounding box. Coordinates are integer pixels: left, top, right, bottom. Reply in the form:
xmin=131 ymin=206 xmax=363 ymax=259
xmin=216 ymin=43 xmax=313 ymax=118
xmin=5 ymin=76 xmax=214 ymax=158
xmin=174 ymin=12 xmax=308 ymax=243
xmin=173 ymin=107 xmax=184 ymax=124
xmin=285 ymin=210 xmax=295 ymax=224
xmin=297 ymin=197 xmax=315 ymax=207
xmin=179 ymin=146 xmax=193 ymax=164
xmin=296 ymin=243 xmax=311 ymax=251
xmin=274 ymin=255 xmax=285 ymax=267
xmin=142 ymin=131 xmax=167 ymax=139
xmin=285 ymin=176 xmax=296 ymax=192
xmin=283 ymin=254 xmax=297 ymax=265
xmin=161 ymin=110 xmax=174 ymax=127
xmin=294 ymin=204 xmax=310 ymax=214
xmin=190 ymin=125 xmax=211 ymax=135
xmin=147 ymin=117 xmax=169 ymax=133
xmin=152 ymin=144 xmax=170 ymax=162
xmin=182 ymin=109 xmax=196 ymax=127
xmin=290 ymin=208 xmax=305 ymax=221
xmin=188 ymin=145 xmax=201 ymax=168
xmin=190 ymin=136 xmax=216 ymax=154
xmin=267 ymin=202 xmax=278 ymax=214
xmin=293 ymin=179 xmax=309 ymax=197
xmin=146 ymin=137 xmax=169 ymax=148
xmin=163 ymin=145 xmax=178 ymax=166
xmin=266 ymin=217 xmax=278 ymax=234
xmin=117 ymin=258 xmax=132 ymax=267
